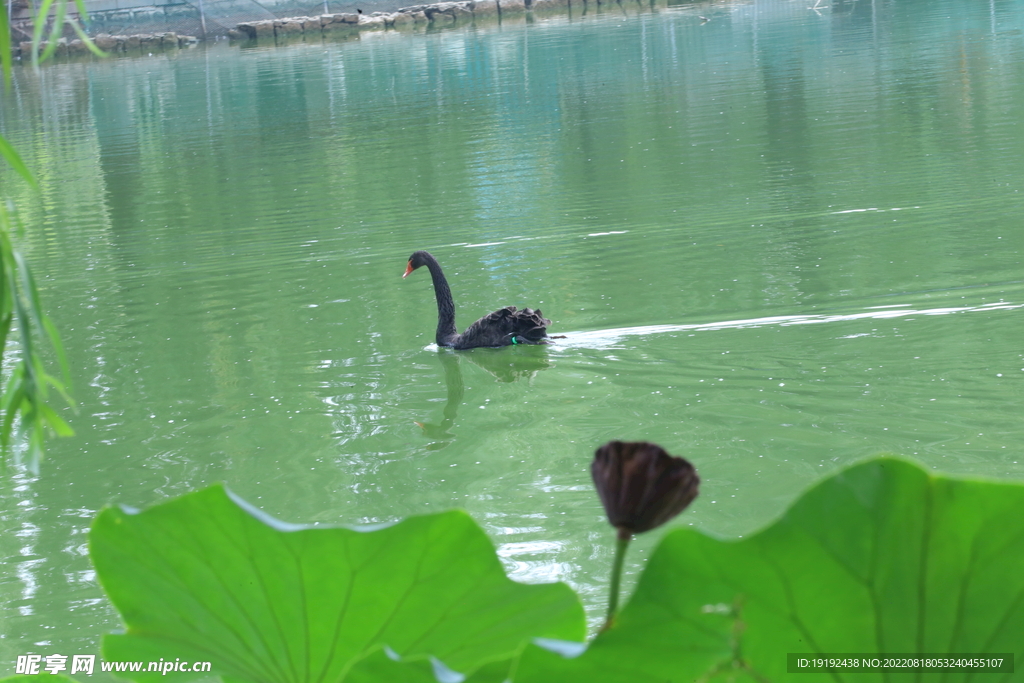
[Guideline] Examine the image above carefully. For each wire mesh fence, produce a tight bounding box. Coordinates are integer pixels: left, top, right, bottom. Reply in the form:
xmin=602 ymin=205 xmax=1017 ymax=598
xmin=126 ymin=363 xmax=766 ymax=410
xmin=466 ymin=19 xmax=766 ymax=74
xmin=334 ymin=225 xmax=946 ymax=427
xmin=11 ymin=0 xmax=407 ymax=40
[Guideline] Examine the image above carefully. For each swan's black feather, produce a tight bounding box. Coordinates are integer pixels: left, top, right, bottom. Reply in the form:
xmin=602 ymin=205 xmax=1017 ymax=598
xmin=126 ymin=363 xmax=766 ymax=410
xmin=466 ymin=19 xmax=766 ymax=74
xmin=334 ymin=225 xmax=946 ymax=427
xmin=453 ymin=306 xmax=552 ymax=349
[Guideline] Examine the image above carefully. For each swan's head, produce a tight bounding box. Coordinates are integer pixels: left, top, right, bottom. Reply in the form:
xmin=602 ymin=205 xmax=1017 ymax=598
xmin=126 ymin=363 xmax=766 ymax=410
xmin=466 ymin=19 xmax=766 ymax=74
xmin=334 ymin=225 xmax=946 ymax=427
xmin=403 ymin=250 xmax=432 ymax=278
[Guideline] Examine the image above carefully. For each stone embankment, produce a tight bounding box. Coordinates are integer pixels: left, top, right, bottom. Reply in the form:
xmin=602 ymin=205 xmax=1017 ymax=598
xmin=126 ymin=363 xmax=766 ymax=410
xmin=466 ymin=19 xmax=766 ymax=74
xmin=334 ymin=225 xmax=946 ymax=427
xmin=12 ymin=0 xmax=575 ymax=59
xmin=230 ymin=0 xmax=568 ymax=40
xmin=14 ymin=32 xmax=199 ymax=59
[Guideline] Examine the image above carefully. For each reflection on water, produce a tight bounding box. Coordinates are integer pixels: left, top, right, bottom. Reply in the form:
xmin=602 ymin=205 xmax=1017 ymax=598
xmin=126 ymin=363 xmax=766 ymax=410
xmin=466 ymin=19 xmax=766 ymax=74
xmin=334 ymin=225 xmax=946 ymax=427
xmin=416 ymin=351 xmax=466 ymax=447
xmin=3 ymin=0 xmax=1024 ymax=665
xmin=417 ymin=349 xmax=553 ymax=449
xmin=461 ymin=347 xmax=554 ymax=383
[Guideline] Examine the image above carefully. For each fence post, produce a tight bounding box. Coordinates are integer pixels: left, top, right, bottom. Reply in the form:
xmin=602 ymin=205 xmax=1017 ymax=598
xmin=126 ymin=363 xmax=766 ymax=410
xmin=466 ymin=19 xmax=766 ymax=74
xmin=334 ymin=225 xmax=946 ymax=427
xmin=197 ymin=0 xmax=206 ymax=37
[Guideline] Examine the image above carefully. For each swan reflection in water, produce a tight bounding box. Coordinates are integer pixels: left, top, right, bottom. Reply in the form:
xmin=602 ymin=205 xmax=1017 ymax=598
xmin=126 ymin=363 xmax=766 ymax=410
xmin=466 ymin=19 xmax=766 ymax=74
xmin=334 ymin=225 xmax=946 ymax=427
xmin=416 ymin=348 xmax=552 ymax=450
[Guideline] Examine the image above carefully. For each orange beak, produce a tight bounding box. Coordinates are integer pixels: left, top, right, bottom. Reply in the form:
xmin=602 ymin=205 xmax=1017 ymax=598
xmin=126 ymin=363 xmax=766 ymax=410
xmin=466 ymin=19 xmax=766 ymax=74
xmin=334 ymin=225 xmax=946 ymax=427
xmin=403 ymin=261 xmax=414 ymax=278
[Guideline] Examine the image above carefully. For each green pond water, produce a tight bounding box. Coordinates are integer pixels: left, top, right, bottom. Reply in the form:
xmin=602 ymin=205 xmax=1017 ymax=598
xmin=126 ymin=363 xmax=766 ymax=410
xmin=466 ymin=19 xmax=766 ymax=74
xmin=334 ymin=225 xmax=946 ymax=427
xmin=3 ymin=0 xmax=1024 ymax=664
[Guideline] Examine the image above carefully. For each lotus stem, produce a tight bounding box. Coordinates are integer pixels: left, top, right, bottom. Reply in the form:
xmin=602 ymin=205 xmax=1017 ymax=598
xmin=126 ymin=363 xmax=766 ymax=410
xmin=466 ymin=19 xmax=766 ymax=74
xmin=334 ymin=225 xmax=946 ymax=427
xmin=602 ymin=528 xmax=632 ymax=632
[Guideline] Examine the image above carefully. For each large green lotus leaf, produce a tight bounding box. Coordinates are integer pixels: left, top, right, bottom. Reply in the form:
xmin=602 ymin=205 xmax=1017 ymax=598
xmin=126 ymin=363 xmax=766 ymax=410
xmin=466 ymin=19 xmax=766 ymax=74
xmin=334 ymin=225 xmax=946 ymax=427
xmin=513 ymin=458 xmax=1024 ymax=682
xmin=343 ymin=650 xmax=445 ymax=683
xmin=343 ymin=647 xmax=513 ymax=683
xmin=90 ymin=485 xmax=585 ymax=683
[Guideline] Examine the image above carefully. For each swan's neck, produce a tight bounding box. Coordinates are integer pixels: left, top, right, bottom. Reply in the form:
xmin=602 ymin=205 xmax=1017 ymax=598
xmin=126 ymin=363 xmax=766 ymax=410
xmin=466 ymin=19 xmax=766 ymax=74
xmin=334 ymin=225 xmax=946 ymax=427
xmin=423 ymin=256 xmax=459 ymax=346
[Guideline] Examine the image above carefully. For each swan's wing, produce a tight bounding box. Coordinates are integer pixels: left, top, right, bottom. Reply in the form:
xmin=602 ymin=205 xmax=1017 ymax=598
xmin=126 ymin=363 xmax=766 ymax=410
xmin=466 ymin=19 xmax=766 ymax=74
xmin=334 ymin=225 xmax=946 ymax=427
xmin=455 ymin=307 xmax=518 ymax=349
xmin=455 ymin=306 xmax=551 ymax=349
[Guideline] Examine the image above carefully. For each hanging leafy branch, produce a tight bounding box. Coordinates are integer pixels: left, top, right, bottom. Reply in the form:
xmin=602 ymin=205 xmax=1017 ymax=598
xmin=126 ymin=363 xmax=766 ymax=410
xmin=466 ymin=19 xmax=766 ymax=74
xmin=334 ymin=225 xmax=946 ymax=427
xmin=0 ymin=0 xmax=97 ymax=469
xmin=0 ymin=201 xmax=74 ymax=470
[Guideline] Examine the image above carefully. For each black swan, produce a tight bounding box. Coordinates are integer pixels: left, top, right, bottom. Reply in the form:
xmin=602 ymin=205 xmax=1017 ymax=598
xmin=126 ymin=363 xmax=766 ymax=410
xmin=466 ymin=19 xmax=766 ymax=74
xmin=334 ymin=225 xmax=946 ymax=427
xmin=403 ymin=250 xmax=555 ymax=349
